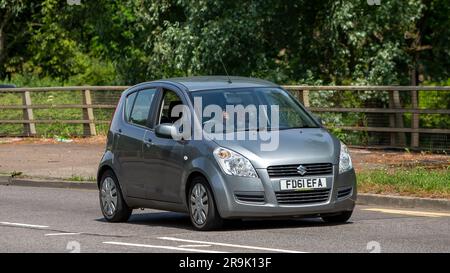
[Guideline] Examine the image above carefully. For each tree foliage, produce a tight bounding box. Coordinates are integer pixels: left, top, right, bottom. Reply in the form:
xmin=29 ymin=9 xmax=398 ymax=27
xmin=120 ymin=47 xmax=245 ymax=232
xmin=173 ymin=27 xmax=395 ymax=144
xmin=0 ymin=0 xmax=448 ymax=85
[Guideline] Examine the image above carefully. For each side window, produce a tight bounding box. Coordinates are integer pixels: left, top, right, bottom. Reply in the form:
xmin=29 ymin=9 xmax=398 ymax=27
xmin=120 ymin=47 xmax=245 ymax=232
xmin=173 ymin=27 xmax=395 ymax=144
xmin=129 ymin=89 xmax=157 ymax=127
xmin=158 ymin=90 xmax=183 ymax=124
xmin=124 ymin=92 xmax=137 ymax=122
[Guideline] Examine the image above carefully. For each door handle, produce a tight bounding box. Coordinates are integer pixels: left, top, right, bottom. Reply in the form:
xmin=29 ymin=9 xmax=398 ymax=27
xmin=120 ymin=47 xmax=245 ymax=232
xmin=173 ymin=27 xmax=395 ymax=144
xmin=144 ymin=138 xmax=154 ymax=147
xmin=116 ymin=129 xmax=122 ymax=140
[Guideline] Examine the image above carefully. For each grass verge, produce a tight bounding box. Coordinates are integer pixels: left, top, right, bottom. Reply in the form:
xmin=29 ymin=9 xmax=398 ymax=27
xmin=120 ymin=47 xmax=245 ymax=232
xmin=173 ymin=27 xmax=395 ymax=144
xmin=357 ymin=166 xmax=450 ymax=199
xmin=65 ymin=175 xmax=96 ymax=182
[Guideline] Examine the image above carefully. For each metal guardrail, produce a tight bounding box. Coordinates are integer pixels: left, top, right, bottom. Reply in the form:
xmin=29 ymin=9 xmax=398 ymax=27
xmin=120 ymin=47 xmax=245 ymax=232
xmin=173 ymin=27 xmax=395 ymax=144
xmin=285 ymin=86 xmax=450 ymax=149
xmin=0 ymin=85 xmax=449 ymax=150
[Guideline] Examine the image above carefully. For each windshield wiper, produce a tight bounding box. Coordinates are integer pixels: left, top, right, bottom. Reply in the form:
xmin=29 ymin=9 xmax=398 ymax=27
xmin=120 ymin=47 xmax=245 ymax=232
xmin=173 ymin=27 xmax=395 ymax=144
xmin=234 ymin=125 xmax=318 ymax=132
xmin=235 ymin=127 xmax=268 ymax=132
xmin=278 ymin=125 xmax=319 ymax=130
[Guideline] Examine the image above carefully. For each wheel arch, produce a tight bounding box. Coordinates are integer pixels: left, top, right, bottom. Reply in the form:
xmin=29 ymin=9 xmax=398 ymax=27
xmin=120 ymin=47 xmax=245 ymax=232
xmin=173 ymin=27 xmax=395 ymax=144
xmin=184 ymin=170 xmax=225 ymax=229
xmin=97 ymin=164 xmax=115 ymax=189
xmin=185 ymin=170 xmax=210 ymax=203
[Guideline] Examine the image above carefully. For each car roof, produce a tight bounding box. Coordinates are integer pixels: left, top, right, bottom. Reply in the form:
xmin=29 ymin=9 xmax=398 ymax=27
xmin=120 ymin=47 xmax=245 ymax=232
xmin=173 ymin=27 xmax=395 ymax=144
xmin=0 ymin=84 xmax=16 ymax=88
xmin=157 ymin=76 xmax=279 ymax=92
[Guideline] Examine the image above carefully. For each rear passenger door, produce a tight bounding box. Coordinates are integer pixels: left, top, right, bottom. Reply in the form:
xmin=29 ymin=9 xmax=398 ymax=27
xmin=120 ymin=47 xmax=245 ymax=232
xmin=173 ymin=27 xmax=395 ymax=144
xmin=115 ymin=87 xmax=158 ymax=199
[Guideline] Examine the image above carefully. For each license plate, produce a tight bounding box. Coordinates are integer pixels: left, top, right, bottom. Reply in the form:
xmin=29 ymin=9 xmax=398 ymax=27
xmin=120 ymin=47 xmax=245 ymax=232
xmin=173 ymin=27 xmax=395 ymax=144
xmin=280 ymin=178 xmax=327 ymax=191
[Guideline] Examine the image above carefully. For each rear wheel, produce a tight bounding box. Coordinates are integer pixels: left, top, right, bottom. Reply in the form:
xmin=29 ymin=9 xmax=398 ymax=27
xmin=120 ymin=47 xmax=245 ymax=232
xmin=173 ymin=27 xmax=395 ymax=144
xmin=188 ymin=177 xmax=223 ymax=231
xmin=99 ymin=170 xmax=132 ymax=222
xmin=321 ymin=210 xmax=353 ymax=223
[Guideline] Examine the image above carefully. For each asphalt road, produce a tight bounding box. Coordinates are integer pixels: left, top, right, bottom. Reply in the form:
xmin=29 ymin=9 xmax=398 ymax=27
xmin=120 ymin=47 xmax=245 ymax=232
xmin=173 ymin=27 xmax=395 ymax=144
xmin=0 ymin=185 xmax=449 ymax=253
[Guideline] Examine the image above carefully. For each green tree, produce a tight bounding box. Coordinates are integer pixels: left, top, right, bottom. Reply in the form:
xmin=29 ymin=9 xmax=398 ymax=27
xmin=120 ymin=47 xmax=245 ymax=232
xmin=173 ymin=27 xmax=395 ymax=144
xmin=0 ymin=0 xmax=37 ymax=79
xmin=1 ymin=0 xmax=449 ymax=86
xmin=139 ymin=0 xmax=448 ymax=85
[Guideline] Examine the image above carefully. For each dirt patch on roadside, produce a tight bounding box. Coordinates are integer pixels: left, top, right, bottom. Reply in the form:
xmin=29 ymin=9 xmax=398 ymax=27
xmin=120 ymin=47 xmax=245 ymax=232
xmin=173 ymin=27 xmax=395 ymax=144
xmin=0 ymin=140 xmax=104 ymax=180
xmin=350 ymin=148 xmax=449 ymax=172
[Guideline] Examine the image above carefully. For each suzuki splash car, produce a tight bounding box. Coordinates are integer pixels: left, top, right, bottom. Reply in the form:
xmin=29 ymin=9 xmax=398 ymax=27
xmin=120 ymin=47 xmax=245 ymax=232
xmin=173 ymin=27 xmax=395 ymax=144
xmin=97 ymin=76 xmax=356 ymax=230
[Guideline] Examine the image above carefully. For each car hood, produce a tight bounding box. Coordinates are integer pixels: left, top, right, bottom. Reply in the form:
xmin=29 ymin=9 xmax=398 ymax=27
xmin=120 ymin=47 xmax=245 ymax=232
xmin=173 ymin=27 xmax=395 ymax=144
xmin=210 ymin=128 xmax=339 ymax=169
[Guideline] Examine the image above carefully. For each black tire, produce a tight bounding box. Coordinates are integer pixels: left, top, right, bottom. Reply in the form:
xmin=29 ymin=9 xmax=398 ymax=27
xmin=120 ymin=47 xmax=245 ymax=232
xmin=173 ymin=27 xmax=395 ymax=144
xmin=99 ymin=170 xmax=132 ymax=222
xmin=188 ymin=176 xmax=223 ymax=231
xmin=321 ymin=210 xmax=353 ymax=223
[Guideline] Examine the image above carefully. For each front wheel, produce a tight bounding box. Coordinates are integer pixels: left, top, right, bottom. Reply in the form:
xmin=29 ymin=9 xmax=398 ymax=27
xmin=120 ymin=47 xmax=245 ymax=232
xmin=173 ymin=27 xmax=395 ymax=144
xmin=321 ymin=210 xmax=353 ymax=223
xmin=99 ymin=170 xmax=132 ymax=222
xmin=188 ymin=177 xmax=223 ymax=231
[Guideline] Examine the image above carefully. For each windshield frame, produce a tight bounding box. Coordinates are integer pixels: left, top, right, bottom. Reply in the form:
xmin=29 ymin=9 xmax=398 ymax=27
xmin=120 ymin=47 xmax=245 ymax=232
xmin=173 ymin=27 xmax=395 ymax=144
xmin=188 ymin=87 xmax=321 ymax=132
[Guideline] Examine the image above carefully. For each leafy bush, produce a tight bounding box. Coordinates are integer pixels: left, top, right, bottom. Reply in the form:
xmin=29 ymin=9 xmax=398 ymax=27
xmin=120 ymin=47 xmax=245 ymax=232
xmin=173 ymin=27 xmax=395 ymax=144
xmin=419 ymin=80 xmax=450 ymax=129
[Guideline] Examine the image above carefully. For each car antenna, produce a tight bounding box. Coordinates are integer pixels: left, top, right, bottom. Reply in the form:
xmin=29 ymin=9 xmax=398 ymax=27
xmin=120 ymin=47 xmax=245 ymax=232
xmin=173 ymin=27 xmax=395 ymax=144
xmin=219 ymin=57 xmax=232 ymax=84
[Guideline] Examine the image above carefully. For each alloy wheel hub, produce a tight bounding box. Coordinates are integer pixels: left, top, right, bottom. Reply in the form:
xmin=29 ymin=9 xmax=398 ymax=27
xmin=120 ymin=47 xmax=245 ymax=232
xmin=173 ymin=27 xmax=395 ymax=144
xmin=190 ymin=184 xmax=209 ymax=225
xmin=101 ymin=177 xmax=118 ymax=217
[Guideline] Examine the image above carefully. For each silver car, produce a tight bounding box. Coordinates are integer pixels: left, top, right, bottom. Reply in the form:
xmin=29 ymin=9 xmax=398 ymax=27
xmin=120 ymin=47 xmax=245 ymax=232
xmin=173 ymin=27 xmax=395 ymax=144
xmin=97 ymin=76 xmax=356 ymax=230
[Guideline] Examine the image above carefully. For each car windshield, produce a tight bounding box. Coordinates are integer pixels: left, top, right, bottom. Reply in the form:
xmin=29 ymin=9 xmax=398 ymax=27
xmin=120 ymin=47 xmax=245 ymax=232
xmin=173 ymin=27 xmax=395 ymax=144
xmin=189 ymin=87 xmax=318 ymax=133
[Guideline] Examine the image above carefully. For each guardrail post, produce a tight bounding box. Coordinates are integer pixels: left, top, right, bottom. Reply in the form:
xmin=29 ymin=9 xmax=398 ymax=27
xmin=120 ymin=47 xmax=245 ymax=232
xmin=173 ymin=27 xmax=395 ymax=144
xmin=22 ymin=91 xmax=36 ymax=136
xmin=82 ymin=89 xmax=96 ymax=136
xmin=302 ymin=90 xmax=310 ymax=108
xmin=392 ymin=90 xmax=406 ymax=147
xmin=411 ymin=89 xmax=420 ymax=148
xmin=295 ymin=89 xmax=304 ymax=104
xmin=388 ymin=91 xmax=396 ymax=146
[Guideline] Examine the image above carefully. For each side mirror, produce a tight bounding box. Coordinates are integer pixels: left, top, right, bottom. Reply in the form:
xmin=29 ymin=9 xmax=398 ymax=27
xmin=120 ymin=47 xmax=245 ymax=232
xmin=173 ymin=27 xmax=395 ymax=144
xmin=155 ymin=123 xmax=177 ymax=139
xmin=316 ymin=116 xmax=323 ymax=126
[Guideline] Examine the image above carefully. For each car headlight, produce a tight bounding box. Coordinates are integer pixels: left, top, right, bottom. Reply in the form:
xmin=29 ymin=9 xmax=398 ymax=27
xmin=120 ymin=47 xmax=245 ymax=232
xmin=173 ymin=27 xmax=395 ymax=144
xmin=339 ymin=142 xmax=353 ymax=174
xmin=213 ymin=147 xmax=258 ymax=177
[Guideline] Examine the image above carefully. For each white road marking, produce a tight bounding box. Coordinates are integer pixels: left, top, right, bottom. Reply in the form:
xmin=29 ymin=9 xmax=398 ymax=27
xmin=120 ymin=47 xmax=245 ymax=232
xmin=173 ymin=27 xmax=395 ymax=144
xmin=45 ymin=232 xmax=81 ymax=236
xmin=0 ymin=222 xmax=49 ymax=228
xmin=158 ymin=236 xmax=305 ymax=253
xmin=363 ymin=208 xmax=450 ymax=218
xmin=103 ymin=241 xmax=227 ymax=253
xmin=178 ymin=244 xmax=212 ymax=248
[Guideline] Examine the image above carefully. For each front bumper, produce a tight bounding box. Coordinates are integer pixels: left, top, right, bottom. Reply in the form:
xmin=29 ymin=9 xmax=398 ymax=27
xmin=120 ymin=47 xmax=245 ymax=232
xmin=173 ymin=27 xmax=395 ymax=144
xmin=209 ymin=165 xmax=357 ymax=219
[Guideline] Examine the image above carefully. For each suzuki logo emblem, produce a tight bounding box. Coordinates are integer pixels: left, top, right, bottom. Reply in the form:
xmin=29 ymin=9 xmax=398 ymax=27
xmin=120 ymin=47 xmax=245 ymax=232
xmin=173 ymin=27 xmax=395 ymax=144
xmin=297 ymin=165 xmax=307 ymax=175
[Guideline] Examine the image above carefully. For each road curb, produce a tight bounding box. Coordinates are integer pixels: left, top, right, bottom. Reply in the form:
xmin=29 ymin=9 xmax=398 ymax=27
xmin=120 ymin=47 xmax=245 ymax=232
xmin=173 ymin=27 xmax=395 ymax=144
xmin=0 ymin=175 xmax=97 ymax=190
xmin=1 ymin=175 xmax=449 ymax=211
xmin=357 ymin=193 xmax=450 ymax=211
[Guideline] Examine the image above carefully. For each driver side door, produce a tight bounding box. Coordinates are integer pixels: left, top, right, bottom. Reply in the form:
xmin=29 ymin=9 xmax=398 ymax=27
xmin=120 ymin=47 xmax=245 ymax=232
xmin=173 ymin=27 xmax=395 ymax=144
xmin=143 ymin=87 xmax=188 ymax=203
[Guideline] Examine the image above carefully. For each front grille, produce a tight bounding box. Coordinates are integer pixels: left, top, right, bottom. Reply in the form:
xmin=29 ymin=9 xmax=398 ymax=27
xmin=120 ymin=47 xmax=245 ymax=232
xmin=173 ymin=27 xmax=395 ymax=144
xmin=275 ymin=188 xmax=330 ymax=205
xmin=235 ymin=192 xmax=265 ymax=203
xmin=267 ymin=163 xmax=333 ymax=177
xmin=337 ymin=187 xmax=352 ymax=199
